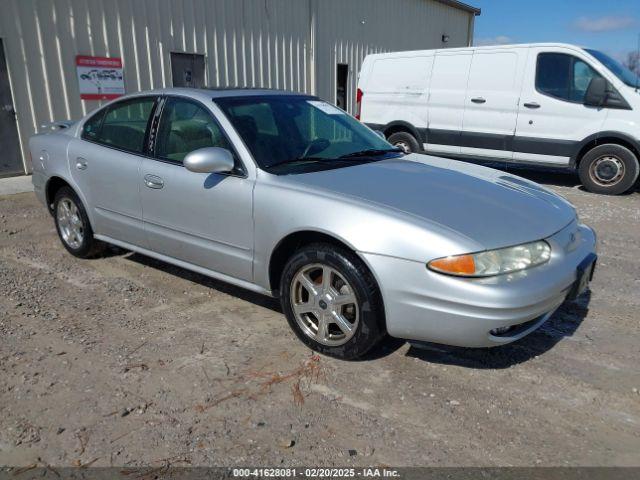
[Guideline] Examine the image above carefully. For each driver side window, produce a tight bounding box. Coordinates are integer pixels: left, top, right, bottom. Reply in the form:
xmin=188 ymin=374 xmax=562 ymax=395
xmin=156 ymin=97 xmax=233 ymax=164
xmin=536 ymin=53 xmax=602 ymax=103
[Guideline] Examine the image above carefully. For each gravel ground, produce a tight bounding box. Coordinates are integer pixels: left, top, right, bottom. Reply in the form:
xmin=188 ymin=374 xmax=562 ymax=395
xmin=0 ymin=169 xmax=639 ymax=468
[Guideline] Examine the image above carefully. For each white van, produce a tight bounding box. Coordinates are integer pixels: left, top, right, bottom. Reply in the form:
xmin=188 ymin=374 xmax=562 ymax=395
xmin=357 ymin=43 xmax=640 ymax=195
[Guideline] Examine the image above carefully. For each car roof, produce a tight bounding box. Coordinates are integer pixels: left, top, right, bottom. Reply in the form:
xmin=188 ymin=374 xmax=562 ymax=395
xmin=123 ymin=87 xmax=313 ymax=103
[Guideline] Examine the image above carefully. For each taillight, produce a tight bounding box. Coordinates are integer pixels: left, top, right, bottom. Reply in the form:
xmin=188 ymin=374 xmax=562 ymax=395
xmin=355 ymin=88 xmax=363 ymax=120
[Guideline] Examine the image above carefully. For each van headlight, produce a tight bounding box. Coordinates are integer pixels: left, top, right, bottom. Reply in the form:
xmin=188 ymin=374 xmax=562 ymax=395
xmin=427 ymin=240 xmax=551 ymax=277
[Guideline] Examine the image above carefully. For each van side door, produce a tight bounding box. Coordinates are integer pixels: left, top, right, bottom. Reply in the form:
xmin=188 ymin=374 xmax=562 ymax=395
xmin=514 ymin=46 xmax=609 ymax=166
xmin=424 ymin=51 xmax=473 ymax=156
xmin=459 ymin=48 xmax=526 ymax=161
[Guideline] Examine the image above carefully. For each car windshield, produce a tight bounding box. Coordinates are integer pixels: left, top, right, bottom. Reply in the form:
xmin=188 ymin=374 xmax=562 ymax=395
xmin=585 ymin=49 xmax=640 ymax=88
xmin=214 ymin=95 xmax=402 ymax=174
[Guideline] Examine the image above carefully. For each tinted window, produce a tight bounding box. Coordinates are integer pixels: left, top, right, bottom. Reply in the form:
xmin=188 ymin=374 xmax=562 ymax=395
xmin=93 ymin=97 xmax=156 ymax=153
xmin=536 ymin=53 xmax=601 ymax=103
xmin=156 ymin=97 xmax=232 ymax=163
xmin=82 ymin=108 xmax=106 ymax=141
xmin=215 ymin=96 xmax=396 ymax=173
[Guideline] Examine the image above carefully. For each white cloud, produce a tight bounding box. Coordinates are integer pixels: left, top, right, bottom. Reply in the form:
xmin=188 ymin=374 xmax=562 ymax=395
xmin=474 ymin=35 xmax=513 ymax=46
xmin=574 ymin=16 xmax=636 ymax=33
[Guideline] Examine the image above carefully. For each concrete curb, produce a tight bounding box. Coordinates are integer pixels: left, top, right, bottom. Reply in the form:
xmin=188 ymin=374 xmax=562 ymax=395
xmin=0 ymin=175 xmax=33 ymax=196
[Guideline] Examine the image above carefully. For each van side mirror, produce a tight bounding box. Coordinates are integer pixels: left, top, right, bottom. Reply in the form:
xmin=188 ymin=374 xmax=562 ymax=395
xmin=584 ymin=77 xmax=607 ymax=107
xmin=184 ymin=147 xmax=235 ymax=174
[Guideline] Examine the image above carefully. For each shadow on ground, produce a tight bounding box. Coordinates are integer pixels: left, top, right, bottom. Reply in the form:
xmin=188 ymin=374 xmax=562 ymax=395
xmin=120 ymin=248 xmax=592 ymax=368
xmin=125 ymin=252 xmax=281 ymax=312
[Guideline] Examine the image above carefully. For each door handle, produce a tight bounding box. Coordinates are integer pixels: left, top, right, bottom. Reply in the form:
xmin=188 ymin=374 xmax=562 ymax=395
xmin=523 ymin=102 xmax=541 ymax=109
xmin=471 ymin=97 xmax=486 ymax=104
xmin=76 ymin=158 xmax=88 ymax=170
xmin=144 ymin=174 xmax=164 ymax=189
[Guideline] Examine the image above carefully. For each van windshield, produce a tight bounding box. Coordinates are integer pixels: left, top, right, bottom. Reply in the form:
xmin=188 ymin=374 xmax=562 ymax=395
xmin=585 ymin=49 xmax=639 ymax=88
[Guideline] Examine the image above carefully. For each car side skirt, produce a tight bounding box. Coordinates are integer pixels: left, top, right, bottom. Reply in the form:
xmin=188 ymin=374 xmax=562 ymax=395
xmin=94 ymin=234 xmax=274 ymax=297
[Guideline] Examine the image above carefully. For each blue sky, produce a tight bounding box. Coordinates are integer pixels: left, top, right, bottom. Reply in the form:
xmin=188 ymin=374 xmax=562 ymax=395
xmin=472 ymin=0 xmax=640 ymax=61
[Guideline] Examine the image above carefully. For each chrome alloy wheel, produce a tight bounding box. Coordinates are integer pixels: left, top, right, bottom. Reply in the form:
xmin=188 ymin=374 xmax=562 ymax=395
xmin=56 ymin=198 xmax=84 ymax=249
xmin=290 ymin=263 xmax=359 ymax=346
xmin=589 ymin=155 xmax=625 ymax=187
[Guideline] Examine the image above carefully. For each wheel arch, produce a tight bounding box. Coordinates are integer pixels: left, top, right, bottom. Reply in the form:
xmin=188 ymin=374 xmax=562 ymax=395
xmin=268 ymin=229 xmax=374 ymax=296
xmin=382 ymin=121 xmax=425 ymax=145
xmin=571 ymin=131 xmax=640 ymax=168
xmin=45 ymin=176 xmax=73 ymax=214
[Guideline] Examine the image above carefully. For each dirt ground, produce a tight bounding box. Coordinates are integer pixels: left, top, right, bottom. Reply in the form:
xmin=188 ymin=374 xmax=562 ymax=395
xmin=0 ymin=169 xmax=639 ymax=469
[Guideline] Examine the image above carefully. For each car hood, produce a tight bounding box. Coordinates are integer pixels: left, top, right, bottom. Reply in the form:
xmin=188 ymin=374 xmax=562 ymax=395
xmin=284 ymin=154 xmax=576 ymax=250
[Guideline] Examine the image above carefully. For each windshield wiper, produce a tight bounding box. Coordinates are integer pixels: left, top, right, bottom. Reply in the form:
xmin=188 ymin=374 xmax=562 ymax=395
xmin=339 ymin=148 xmax=404 ymax=159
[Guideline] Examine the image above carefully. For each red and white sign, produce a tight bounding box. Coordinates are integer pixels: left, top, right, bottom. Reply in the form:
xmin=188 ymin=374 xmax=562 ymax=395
xmin=76 ymin=55 xmax=125 ymax=100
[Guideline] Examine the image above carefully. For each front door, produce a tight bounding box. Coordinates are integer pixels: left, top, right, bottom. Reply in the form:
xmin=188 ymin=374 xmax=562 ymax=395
xmin=0 ymin=39 xmax=23 ymax=177
xmin=514 ymin=47 xmax=608 ymax=166
xmin=141 ymin=96 xmax=254 ymax=282
xmin=459 ymin=49 xmax=525 ymax=161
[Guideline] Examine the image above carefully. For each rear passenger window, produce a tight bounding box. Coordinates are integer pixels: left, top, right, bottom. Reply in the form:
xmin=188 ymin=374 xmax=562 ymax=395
xmin=82 ymin=108 xmax=106 ymax=141
xmin=92 ymin=97 xmax=156 ymax=153
xmin=155 ymin=97 xmax=232 ymax=163
xmin=536 ymin=53 xmax=601 ymax=103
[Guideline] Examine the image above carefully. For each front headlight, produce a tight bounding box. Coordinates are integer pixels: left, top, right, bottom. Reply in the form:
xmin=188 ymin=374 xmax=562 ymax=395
xmin=427 ymin=240 xmax=551 ymax=277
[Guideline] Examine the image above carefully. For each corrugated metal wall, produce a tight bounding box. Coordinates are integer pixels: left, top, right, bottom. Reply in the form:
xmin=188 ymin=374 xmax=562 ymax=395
xmin=0 ymin=0 xmax=474 ymax=174
xmin=316 ymin=0 xmax=473 ymax=114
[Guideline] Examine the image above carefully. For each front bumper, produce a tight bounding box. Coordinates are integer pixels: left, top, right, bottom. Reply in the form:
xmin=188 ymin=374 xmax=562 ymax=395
xmin=361 ymin=221 xmax=596 ymax=347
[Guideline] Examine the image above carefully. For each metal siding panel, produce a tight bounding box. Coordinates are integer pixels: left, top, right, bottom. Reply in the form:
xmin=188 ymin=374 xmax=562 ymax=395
xmin=1 ymin=0 xmax=472 ymax=172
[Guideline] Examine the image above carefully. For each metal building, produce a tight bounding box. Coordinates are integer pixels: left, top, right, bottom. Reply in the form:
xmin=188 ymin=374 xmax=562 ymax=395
xmin=0 ymin=0 xmax=479 ymax=176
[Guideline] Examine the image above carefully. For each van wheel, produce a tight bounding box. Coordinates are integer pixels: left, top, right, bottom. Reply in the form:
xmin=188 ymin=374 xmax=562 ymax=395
xmin=53 ymin=187 xmax=105 ymax=258
xmin=280 ymin=243 xmax=385 ymax=360
xmin=387 ymin=131 xmax=420 ymax=154
xmin=578 ymin=144 xmax=639 ymax=195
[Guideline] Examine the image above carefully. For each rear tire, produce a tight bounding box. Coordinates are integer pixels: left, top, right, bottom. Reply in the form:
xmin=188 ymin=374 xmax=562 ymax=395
xmin=280 ymin=243 xmax=385 ymax=360
xmin=387 ymin=131 xmax=420 ymax=154
xmin=578 ymin=144 xmax=639 ymax=195
xmin=53 ymin=186 xmax=105 ymax=258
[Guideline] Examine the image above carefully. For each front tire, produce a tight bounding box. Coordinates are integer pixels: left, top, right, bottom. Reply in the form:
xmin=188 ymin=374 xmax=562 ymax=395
xmin=280 ymin=243 xmax=385 ymax=360
xmin=53 ymin=186 xmax=104 ymax=258
xmin=578 ymin=144 xmax=639 ymax=195
xmin=387 ymin=131 xmax=420 ymax=154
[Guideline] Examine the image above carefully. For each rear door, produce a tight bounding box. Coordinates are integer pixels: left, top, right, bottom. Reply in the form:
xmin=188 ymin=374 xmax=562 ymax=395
xmin=514 ymin=46 xmax=608 ymax=166
xmin=68 ymin=95 xmax=157 ymax=247
xmin=140 ymin=96 xmax=254 ymax=281
xmin=424 ymin=51 xmax=473 ymax=155
xmin=459 ymin=48 xmax=525 ymax=161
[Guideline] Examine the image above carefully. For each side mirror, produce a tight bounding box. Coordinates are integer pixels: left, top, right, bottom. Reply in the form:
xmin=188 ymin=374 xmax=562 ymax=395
xmin=584 ymin=77 xmax=607 ymax=107
xmin=373 ymin=130 xmax=386 ymax=140
xmin=183 ymin=147 xmax=235 ymax=174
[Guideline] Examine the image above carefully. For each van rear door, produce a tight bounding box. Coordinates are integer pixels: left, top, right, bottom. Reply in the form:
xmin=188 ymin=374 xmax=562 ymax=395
xmin=424 ymin=51 xmax=473 ymax=156
xmin=459 ymin=48 xmax=526 ymax=161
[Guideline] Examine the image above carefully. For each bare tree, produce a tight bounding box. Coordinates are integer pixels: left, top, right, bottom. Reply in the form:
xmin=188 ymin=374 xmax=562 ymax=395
xmin=624 ymin=51 xmax=640 ymax=76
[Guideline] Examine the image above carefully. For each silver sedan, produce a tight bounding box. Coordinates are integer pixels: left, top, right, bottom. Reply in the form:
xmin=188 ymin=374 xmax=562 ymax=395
xmin=30 ymin=88 xmax=597 ymax=359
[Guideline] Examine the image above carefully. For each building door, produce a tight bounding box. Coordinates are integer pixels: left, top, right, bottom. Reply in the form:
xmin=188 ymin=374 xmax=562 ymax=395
xmin=171 ymin=53 xmax=205 ymax=88
xmin=0 ymin=39 xmax=23 ymax=177
xmin=336 ymin=64 xmax=348 ymax=111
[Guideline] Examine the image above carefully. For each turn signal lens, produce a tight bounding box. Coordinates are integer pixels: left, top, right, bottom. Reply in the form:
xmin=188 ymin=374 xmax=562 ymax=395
xmin=428 ymin=240 xmax=551 ymax=277
xmin=428 ymin=255 xmax=476 ymax=275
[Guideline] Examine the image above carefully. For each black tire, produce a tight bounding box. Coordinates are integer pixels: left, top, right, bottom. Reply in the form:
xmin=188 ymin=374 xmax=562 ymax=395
xmin=53 ymin=186 xmax=105 ymax=258
xmin=280 ymin=243 xmax=385 ymax=360
xmin=578 ymin=144 xmax=639 ymax=195
xmin=387 ymin=131 xmax=421 ymax=154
